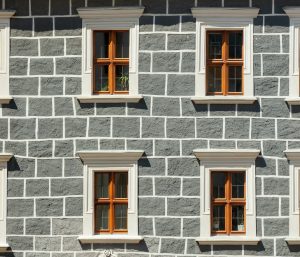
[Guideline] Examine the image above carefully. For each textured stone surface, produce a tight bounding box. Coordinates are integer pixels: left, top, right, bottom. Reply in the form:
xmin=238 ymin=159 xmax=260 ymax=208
xmin=255 ymin=78 xmax=278 ymax=96
xmin=153 ymin=52 xmax=180 ymax=72
xmin=28 ymin=140 xmax=52 ymax=157
xmin=264 ymin=178 xmax=289 ymax=195
xmin=160 ymin=238 xmax=185 ymax=254
xmin=152 ymin=97 xmax=180 ymax=116
xmin=8 ymin=199 xmax=34 ymax=217
xmin=36 ymin=198 xmax=63 ymax=217
xmin=167 ymin=118 xmax=195 ymax=138
xmin=38 ymin=118 xmax=63 ymax=139
xmin=11 ymin=39 xmax=38 ymax=56
xmin=40 ymin=39 xmax=64 ymax=56
xmin=29 ymin=98 xmax=52 ymax=116
xmin=225 ymin=118 xmax=250 ymax=139
xmin=254 ymin=35 xmax=280 ymax=53
xmin=26 ymin=179 xmax=49 ymax=196
xmin=139 ymin=34 xmax=165 ymax=50
xmin=51 ymin=178 xmax=83 ymax=196
xmin=168 ymin=158 xmax=199 ymax=176
xmin=56 ymin=58 xmax=81 ymax=75
xmin=155 ymin=139 xmax=180 ymax=156
xmin=25 ymin=218 xmax=50 ymax=235
xmin=257 ymin=197 xmax=279 ymax=216
xmin=8 ymin=179 xmax=24 ymax=197
xmin=252 ymin=119 xmax=275 ymax=139
xmin=113 ymin=117 xmax=140 ymax=138
xmin=139 ymin=158 xmax=165 ymax=176
xmin=263 ymin=55 xmax=289 ymax=76
xmin=168 ymin=34 xmax=195 ymax=50
xmin=10 ymin=77 xmax=39 ymax=96
xmin=197 ymin=118 xmax=223 ymax=138
xmin=139 ymin=74 xmax=165 ymax=95
xmin=155 ymin=218 xmax=181 ymax=236
xmin=167 ymin=75 xmax=195 ymax=96
xmin=155 ymin=16 xmax=180 ymax=31
xmin=139 ymin=197 xmax=165 ymax=216
xmin=264 ymin=218 xmax=289 ymax=236
xmin=155 ymin=177 xmax=181 ymax=196
xmin=10 ymin=119 xmax=36 ymax=140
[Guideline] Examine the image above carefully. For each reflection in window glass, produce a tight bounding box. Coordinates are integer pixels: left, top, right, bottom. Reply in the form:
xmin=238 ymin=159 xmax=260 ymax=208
xmin=207 ymin=66 xmax=222 ymax=93
xmin=232 ymin=205 xmax=245 ymax=231
xmin=208 ymin=33 xmax=222 ymax=59
xmin=114 ymin=204 xmax=127 ymax=230
xmin=213 ymin=205 xmax=225 ymax=231
xmin=229 ymin=31 xmax=243 ymax=59
xmin=95 ymin=31 xmax=109 ymax=58
xmin=228 ymin=66 xmax=242 ymax=92
xmin=232 ymin=173 xmax=245 ymax=198
xmin=96 ymin=173 xmax=109 ymax=198
xmin=95 ymin=65 xmax=109 ymax=92
xmin=116 ymin=32 xmax=129 ymax=58
xmin=95 ymin=204 xmax=109 ymax=231
xmin=115 ymin=65 xmax=129 ymax=91
xmin=212 ymin=172 xmax=226 ymax=198
xmin=115 ymin=173 xmax=127 ymax=198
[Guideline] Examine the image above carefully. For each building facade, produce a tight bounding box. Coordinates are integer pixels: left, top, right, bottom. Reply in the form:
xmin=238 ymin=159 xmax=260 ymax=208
xmin=0 ymin=0 xmax=300 ymax=256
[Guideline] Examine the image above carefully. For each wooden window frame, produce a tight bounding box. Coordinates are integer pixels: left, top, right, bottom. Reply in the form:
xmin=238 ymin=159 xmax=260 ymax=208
xmin=206 ymin=30 xmax=244 ymax=96
xmin=93 ymin=30 xmax=130 ymax=95
xmin=211 ymin=171 xmax=246 ymax=235
xmin=94 ymin=172 xmax=128 ymax=234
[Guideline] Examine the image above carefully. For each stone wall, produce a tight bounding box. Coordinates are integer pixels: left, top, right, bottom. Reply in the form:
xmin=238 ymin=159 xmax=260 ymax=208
xmin=1 ymin=0 xmax=300 ymax=256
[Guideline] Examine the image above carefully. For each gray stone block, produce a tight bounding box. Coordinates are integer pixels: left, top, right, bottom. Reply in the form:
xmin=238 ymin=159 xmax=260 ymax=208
xmin=168 ymin=157 xmax=199 ymax=176
xmin=56 ymin=57 xmax=81 ymax=75
xmin=7 ymin=218 xmax=24 ymax=235
xmin=88 ymin=117 xmax=110 ymax=137
xmin=28 ymin=140 xmax=52 ymax=157
xmin=139 ymin=34 xmax=165 ymax=50
xmin=168 ymin=34 xmax=195 ymax=50
xmin=10 ymin=77 xmax=39 ymax=96
xmin=168 ymin=198 xmax=200 ymax=216
xmin=139 ymin=197 xmax=165 ymax=215
xmin=182 ymin=139 xmax=208 ymax=155
xmin=65 ymin=118 xmax=87 ymax=137
xmin=40 ymin=38 xmax=64 ymax=56
xmin=167 ymin=118 xmax=195 ymax=138
xmin=41 ymin=77 xmax=64 ymax=95
xmin=10 ymin=58 xmax=28 ymax=76
xmin=155 ymin=139 xmax=180 ymax=156
xmin=280 ymin=78 xmax=289 ymax=96
xmin=155 ymin=177 xmax=181 ymax=196
xmin=167 ymin=75 xmax=195 ymax=96
xmin=182 ymin=178 xmax=200 ymax=196
xmin=100 ymin=139 xmax=125 ymax=150
xmin=10 ymin=118 xmax=36 ymax=140
xmin=11 ymin=18 xmax=32 ymax=37
xmin=225 ymin=118 xmax=250 ymax=139
xmin=2 ymin=98 xmax=27 ymax=117
xmin=139 ymin=74 xmax=165 ymax=95
xmin=55 ymin=17 xmax=82 ymax=36
xmin=257 ymin=197 xmax=279 ymax=216
xmin=253 ymin=0 xmax=272 ymax=13
xmin=64 ymin=158 xmax=82 ymax=177
xmin=4 ymin=141 xmax=25 ymax=156
xmin=283 ymin=35 xmax=289 ymax=53
xmin=35 ymin=236 xmax=61 ymax=251
xmin=153 ymin=52 xmax=180 ymax=72
xmin=26 ymin=179 xmax=49 ymax=196
xmin=214 ymin=245 xmax=242 ymax=255
xmin=256 ymin=157 xmax=276 ymax=176
xmin=254 ymin=16 xmax=263 ymax=33
xmin=63 ymin=236 xmax=91 ymax=251
xmin=224 ymin=0 xmax=249 ymax=6
xmin=155 ymin=218 xmax=181 ymax=236
xmin=281 ymin=197 xmax=289 ymax=216
xmin=264 ymin=218 xmax=289 ymax=236
xmin=255 ymin=78 xmax=278 ymax=96
xmin=237 ymin=101 xmax=261 ymax=117
xmin=263 ymin=140 xmax=286 ymax=157
xmin=252 ymin=118 xmax=275 ymax=139
xmin=264 ymin=178 xmax=289 ymax=195
xmin=245 ymin=240 xmax=274 ymax=256
xmin=155 ymin=16 xmax=180 ymax=31
xmin=186 ymin=238 xmax=211 ymax=254
xmin=256 ymin=177 xmax=262 ymax=195
xmin=139 ymin=52 xmax=151 ymax=72
xmin=138 ymin=177 xmax=153 ymax=196
xmin=11 ymin=39 xmax=38 ymax=56
xmin=262 ymin=98 xmax=289 ymax=118
xmin=8 ymin=199 xmax=34 ymax=217
xmin=128 ymin=97 xmax=151 ymax=116
xmin=37 ymin=159 xmax=62 ymax=177
xmin=55 ymin=140 xmax=74 ymax=157
xmin=34 ymin=18 xmax=53 ymax=37
xmin=31 ymin=0 xmax=48 ymax=15
xmin=36 ymin=198 xmax=63 ymax=216
xmin=96 ymin=103 xmax=125 ymax=115
xmin=88 ymin=0 xmax=112 ymax=7
xmin=265 ymin=16 xmax=289 ymax=33
xmin=76 ymin=139 xmax=98 ymax=151
xmin=0 ymin=119 xmax=8 ymax=139
xmin=7 ymin=236 xmax=33 ymax=251
xmin=210 ymin=104 xmax=235 ymax=116
xmin=127 ymin=237 xmax=159 ymax=253
xmin=38 ymin=118 xmax=63 ymax=139
xmin=7 ymin=157 xmax=35 ymax=178
xmin=276 ymin=237 xmax=300 ymax=256
xmin=113 ymin=117 xmax=140 ymax=138
xmin=51 ymin=0 xmax=70 ymax=15
xmin=138 ymin=158 xmax=165 ymax=176
xmin=66 ymin=77 xmax=81 ymax=95
xmin=278 ymin=119 xmax=300 ymax=139
xmin=65 ymin=197 xmax=83 ymax=216
xmin=263 ymin=54 xmax=289 ymax=76
xmin=75 ymin=101 xmax=95 ymax=116
xmin=169 ymin=0 xmax=194 ymax=13
xmin=127 ymin=139 xmax=153 ymax=156
xmin=278 ymin=159 xmax=289 ymax=176
xmin=26 ymin=218 xmax=50 ymax=235
xmin=26 ymin=253 xmax=50 ymax=257
xmin=254 ymin=35 xmax=280 ymax=53
xmin=143 ymin=0 xmax=166 ymax=13
xmin=54 ymin=97 xmax=74 ymax=116
xmin=52 ymin=218 xmax=83 ymax=235
xmin=139 ymin=16 xmax=153 ymax=32
xmin=183 ymin=218 xmax=200 ymax=237
xmin=8 ymin=179 xmax=24 ymax=197
xmin=6 ymin=0 xmax=29 ymax=16
xmin=29 ymin=98 xmax=52 ymax=116
xmin=160 ymin=238 xmax=185 ymax=254
xmin=152 ymin=97 xmax=180 ymax=116
xmin=253 ymin=54 xmax=261 ymax=76
xmin=51 ymin=178 xmax=83 ymax=196
xmin=197 ymin=118 xmax=223 ymax=138
xmin=139 ymin=218 xmax=153 ymax=236
xmin=237 ymin=140 xmax=261 ymax=149
xmin=210 ymin=140 xmax=236 ymax=149
xmin=181 ymin=52 xmax=195 ymax=72
xmin=182 ymin=98 xmax=207 ymax=117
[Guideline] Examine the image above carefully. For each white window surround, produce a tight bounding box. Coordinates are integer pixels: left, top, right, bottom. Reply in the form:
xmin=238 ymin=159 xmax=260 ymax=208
xmin=0 ymin=10 xmax=15 ymax=105
xmin=77 ymin=150 xmax=144 ymax=244
xmin=0 ymin=153 xmax=13 ymax=251
xmin=191 ymin=7 xmax=259 ymax=105
xmin=283 ymin=7 xmax=300 ymax=105
xmin=77 ymin=7 xmax=144 ymax=104
xmin=284 ymin=150 xmax=300 ymax=245
xmin=193 ymin=149 xmax=261 ymax=245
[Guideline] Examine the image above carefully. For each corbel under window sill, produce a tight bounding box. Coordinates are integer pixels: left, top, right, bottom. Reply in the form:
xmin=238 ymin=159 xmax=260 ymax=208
xmin=191 ymin=96 xmax=257 ymax=105
xmin=0 ymin=243 xmax=10 ymax=252
xmin=196 ymin=236 xmax=261 ymax=245
xmin=77 ymin=95 xmax=143 ymax=104
xmin=0 ymin=96 xmax=13 ymax=104
xmin=78 ymin=235 xmax=144 ymax=244
xmin=285 ymin=97 xmax=300 ymax=105
xmin=285 ymin=237 xmax=300 ymax=245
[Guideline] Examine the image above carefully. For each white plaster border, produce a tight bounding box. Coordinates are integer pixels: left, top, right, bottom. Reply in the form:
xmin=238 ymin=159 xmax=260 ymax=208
xmin=193 ymin=149 xmax=261 ymax=245
xmin=77 ymin=150 xmax=144 ymax=244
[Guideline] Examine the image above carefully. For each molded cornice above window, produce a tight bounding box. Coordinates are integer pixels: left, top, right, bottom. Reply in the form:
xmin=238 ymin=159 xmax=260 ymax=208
xmin=0 ymin=153 xmax=13 ymax=163
xmin=283 ymin=7 xmax=300 ymax=18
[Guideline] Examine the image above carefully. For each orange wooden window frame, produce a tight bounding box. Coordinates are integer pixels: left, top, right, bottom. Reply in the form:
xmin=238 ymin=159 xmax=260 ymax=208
xmin=94 ymin=172 xmax=128 ymax=234
xmin=211 ymin=171 xmax=246 ymax=235
xmin=93 ymin=31 xmax=129 ymax=95
xmin=206 ymin=31 xmax=244 ymax=96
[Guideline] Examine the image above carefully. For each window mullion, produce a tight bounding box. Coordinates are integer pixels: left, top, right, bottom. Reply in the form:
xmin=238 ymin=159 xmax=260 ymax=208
xmin=109 ymin=173 xmax=114 ymax=233
xmin=108 ymin=32 xmax=114 ymax=95
xmin=225 ymin=173 xmax=231 ymax=235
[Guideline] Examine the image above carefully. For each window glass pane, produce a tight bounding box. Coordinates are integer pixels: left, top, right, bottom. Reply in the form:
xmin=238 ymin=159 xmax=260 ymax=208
xmin=114 ymin=204 xmax=128 ymax=230
xmin=95 ymin=173 xmax=110 ymax=198
xmin=95 ymin=65 xmax=109 ymax=92
xmin=208 ymin=33 xmax=222 ymax=59
xmin=212 ymin=172 xmax=226 ymax=198
xmin=115 ymin=173 xmax=127 ymax=198
xmin=228 ymin=66 xmax=242 ymax=92
xmin=229 ymin=31 xmax=243 ymax=59
xmin=115 ymin=65 xmax=129 ymax=91
xmin=207 ymin=66 xmax=222 ymax=93
xmin=95 ymin=32 xmax=109 ymax=58
xmin=116 ymin=32 xmax=129 ymax=58
xmin=232 ymin=205 xmax=245 ymax=231
xmin=232 ymin=173 xmax=245 ymax=198
xmin=212 ymin=205 xmax=225 ymax=231
xmin=95 ymin=204 xmax=109 ymax=231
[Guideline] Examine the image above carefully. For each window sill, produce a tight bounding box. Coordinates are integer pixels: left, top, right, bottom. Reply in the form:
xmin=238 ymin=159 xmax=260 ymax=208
xmin=285 ymin=237 xmax=300 ymax=245
xmin=0 ymin=243 xmax=9 ymax=252
xmin=191 ymin=96 xmax=257 ymax=105
xmin=77 ymin=95 xmax=143 ymax=104
xmin=196 ymin=236 xmax=261 ymax=245
xmin=78 ymin=235 xmax=144 ymax=244
xmin=0 ymin=96 xmax=13 ymax=104
xmin=285 ymin=97 xmax=300 ymax=105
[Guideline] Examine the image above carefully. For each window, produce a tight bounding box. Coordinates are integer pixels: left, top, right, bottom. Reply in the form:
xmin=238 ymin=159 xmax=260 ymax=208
xmin=193 ymin=149 xmax=260 ymax=245
xmin=0 ymin=153 xmax=13 ymax=251
xmin=77 ymin=7 xmax=144 ymax=103
xmin=77 ymin=150 xmax=144 ymax=244
xmin=191 ymin=7 xmax=259 ymax=104
xmin=283 ymin=7 xmax=300 ymax=105
xmin=0 ymin=10 xmax=16 ymax=104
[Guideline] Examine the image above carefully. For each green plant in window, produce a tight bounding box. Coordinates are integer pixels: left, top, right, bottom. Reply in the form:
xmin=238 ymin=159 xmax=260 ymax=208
xmin=119 ymin=73 xmax=129 ymax=90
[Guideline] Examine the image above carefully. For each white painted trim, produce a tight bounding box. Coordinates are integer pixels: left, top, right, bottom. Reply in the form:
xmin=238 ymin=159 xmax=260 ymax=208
xmin=285 ymin=97 xmax=300 ymax=105
xmin=78 ymin=235 xmax=143 ymax=244
xmin=78 ymin=7 xmax=144 ymax=103
xmin=0 ymin=10 xmax=15 ymax=104
xmin=191 ymin=96 xmax=257 ymax=105
xmin=0 ymin=153 xmax=13 ymax=251
xmin=77 ymin=95 xmax=143 ymax=103
xmin=196 ymin=236 xmax=261 ymax=245
xmin=285 ymin=238 xmax=300 ymax=245
xmin=192 ymin=8 xmax=259 ymax=103
xmin=77 ymin=151 xmax=144 ymax=243
xmin=194 ymin=149 xmax=259 ymax=241
xmin=284 ymin=7 xmax=300 ymax=100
